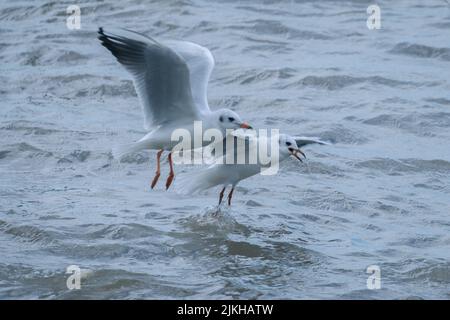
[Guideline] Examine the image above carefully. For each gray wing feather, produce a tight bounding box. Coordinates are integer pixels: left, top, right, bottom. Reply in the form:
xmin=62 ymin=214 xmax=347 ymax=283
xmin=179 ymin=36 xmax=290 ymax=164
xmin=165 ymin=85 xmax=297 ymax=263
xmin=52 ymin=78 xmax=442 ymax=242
xmin=164 ymin=40 xmax=214 ymax=115
xmin=98 ymin=28 xmax=199 ymax=129
xmin=293 ymin=136 xmax=329 ymax=147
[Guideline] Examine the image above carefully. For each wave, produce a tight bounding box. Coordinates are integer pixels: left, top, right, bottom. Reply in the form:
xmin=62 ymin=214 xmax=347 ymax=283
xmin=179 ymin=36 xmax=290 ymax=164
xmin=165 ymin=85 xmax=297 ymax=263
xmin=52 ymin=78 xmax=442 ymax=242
xmin=355 ymin=158 xmax=450 ymax=174
xmin=390 ymin=42 xmax=450 ymax=61
xmin=19 ymin=47 xmax=89 ymax=66
xmin=218 ymin=68 xmax=295 ymax=85
xmin=73 ymin=81 xmax=136 ymax=98
xmin=84 ymin=223 xmax=159 ymax=240
xmin=282 ymin=75 xmax=419 ymax=90
xmin=228 ymin=19 xmax=331 ymax=40
xmin=0 ymin=220 xmax=58 ymax=246
xmin=363 ymin=112 xmax=450 ymax=137
xmin=57 ymin=150 xmax=91 ymax=163
xmin=1 ymin=120 xmax=58 ymax=135
xmin=407 ymin=263 xmax=450 ymax=283
xmin=0 ymin=142 xmax=53 ymax=159
xmin=317 ymin=126 xmax=369 ymax=144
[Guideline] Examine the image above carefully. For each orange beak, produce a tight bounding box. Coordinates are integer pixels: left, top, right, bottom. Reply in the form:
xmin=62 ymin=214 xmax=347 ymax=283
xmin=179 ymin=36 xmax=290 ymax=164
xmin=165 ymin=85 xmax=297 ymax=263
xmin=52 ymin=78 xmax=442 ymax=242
xmin=240 ymin=122 xmax=252 ymax=129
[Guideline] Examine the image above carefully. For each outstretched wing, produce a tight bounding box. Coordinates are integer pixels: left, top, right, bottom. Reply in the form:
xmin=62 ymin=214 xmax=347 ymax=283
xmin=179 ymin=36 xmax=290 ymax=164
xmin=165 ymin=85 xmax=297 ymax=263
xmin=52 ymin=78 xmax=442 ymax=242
xmin=98 ymin=28 xmax=199 ymax=129
xmin=164 ymin=40 xmax=214 ymax=115
xmin=293 ymin=136 xmax=329 ymax=148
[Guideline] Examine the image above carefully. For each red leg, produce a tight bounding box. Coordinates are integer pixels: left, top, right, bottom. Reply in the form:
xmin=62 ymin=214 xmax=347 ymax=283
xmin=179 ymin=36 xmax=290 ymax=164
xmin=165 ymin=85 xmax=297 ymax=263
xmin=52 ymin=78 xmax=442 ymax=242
xmin=150 ymin=149 xmax=163 ymax=189
xmin=227 ymin=187 xmax=235 ymax=206
xmin=218 ymin=187 xmax=226 ymax=205
xmin=165 ymin=152 xmax=175 ymax=190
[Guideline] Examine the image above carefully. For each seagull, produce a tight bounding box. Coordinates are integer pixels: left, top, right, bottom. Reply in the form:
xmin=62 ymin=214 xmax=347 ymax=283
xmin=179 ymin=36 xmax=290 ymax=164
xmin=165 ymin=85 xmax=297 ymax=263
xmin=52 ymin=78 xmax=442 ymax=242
xmin=98 ymin=28 xmax=252 ymax=189
xmin=177 ymin=133 xmax=327 ymax=205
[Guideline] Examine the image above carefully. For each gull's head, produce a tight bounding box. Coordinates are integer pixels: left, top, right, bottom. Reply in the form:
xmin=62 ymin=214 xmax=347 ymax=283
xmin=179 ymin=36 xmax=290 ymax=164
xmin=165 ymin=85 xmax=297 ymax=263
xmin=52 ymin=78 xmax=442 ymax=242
xmin=278 ymin=134 xmax=306 ymax=162
xmin=216 ymin=109 xmax=252 ymax=131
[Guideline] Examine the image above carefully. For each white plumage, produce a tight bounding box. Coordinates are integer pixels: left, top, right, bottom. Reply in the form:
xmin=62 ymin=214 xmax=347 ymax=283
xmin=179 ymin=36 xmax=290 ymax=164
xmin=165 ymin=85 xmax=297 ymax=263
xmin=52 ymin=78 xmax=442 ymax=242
xmin=98 ymin=27 xmax=251 ymax=189
xmin=177 ymin=133 xmax=327 ymax=205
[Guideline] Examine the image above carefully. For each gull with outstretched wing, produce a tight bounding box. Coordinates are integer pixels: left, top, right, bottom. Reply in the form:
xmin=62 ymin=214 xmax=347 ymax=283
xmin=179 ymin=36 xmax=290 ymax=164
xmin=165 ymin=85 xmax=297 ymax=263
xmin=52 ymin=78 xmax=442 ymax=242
xmin=177 ymin=132 xmax=328 ymax=205
xmin=98 ymin=28 xmax=252 ymax=189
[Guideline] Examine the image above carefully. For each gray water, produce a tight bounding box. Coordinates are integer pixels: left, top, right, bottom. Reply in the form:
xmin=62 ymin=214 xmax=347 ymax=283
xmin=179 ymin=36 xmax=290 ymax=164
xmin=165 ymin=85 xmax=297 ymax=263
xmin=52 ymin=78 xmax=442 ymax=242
xmin=1 ymin=0 xmax=450 ymax=299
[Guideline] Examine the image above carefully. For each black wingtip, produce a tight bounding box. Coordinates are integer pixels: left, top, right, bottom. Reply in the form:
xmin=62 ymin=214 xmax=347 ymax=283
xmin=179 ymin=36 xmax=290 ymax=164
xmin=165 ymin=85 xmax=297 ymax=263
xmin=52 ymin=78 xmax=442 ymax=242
xmin=97 ymin=27 xmax=102 ymax=41
xmin=97 ymin=27 xmax=104 ymax=40
xmin=97 ymin=27 xmax=111 ymax=44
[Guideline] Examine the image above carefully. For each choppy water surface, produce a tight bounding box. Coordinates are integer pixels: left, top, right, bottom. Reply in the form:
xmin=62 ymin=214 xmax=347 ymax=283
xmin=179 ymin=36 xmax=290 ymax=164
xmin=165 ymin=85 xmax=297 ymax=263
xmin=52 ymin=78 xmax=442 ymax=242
xmin=1 ymin=0 xmax=450 ymax=299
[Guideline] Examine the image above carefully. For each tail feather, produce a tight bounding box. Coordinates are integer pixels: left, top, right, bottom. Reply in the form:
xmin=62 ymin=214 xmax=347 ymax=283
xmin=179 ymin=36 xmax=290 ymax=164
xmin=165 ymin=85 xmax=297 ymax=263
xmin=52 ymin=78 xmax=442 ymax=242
xmin=176 ymin=166 xmax=221 ymax=195
xmin=112 ymin=140 xmax=148 ymax=159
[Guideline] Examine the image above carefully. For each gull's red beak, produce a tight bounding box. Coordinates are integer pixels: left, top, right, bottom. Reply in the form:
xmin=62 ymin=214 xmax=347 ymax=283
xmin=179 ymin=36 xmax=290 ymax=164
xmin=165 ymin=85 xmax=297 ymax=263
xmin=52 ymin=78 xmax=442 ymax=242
xmin=240 ymin=122 xmax=252 ymax=129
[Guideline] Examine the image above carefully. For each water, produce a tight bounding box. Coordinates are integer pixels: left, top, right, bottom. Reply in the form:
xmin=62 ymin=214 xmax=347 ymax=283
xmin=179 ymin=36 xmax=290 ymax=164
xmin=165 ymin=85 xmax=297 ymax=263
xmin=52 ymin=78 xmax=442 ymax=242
xmin=1 ymin=0 xmax=450 ymax=299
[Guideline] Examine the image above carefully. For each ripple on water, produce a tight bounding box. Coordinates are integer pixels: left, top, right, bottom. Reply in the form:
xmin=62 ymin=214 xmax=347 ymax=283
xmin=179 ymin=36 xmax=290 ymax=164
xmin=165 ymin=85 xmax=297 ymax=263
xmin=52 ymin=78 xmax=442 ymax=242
xmin=1 ymin=142 xmax=53 ymax=159
xmin=231 ymin=19 xmax=332 ymax=40
xmin=84 ymin=223 xmax=161 ymax=240
xmin=178 ymin=206 xmax=251 ymax=236
xmin=363 ymin=112 xmax=450 ymax=137
xmin=1 ymin=0 xmax=450 ymax=300
xmin=281 ymin=75 xmax=419 ymax=91
xmin=0 ymin=221 xmax=59 ymax=246
xmin=355 ymin=158 xmax=450 ymax=175
xmin=389 ymin=42 xmax=450 ymax=61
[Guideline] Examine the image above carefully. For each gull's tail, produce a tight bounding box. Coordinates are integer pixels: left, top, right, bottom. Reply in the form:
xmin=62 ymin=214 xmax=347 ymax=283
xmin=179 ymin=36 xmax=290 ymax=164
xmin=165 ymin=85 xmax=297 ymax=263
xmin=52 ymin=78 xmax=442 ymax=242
xmin=175 ymin=165 xmax=222 ymax=195
xmin=112 ymin=140 xmax=149 ymax=160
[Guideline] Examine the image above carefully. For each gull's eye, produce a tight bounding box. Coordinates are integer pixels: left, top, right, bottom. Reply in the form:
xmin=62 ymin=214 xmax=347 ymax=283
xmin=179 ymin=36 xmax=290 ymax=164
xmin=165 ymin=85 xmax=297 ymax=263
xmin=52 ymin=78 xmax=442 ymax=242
xmin=219 ymin=116 xmax=223 ymax=122
xmin=286 ymin=142 xmax=292 ymax=146
xmin=228 ymin=117 xmax=235 ymax=122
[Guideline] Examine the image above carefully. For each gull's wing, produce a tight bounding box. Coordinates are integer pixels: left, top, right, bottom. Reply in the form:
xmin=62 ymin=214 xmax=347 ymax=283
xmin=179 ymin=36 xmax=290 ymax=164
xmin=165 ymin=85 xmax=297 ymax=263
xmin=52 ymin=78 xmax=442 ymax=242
xmin=209 ymin=134 xmax=328 ymax=163
xmin=293 ymin=136 xmax=329 ymax=147
xmin=164 ymin=40 xmax=214 ymax=115
xmin=98 ymin=28 xmax=199 ymax=129
xmin=206 ymin=130 xmax=258 ymax=164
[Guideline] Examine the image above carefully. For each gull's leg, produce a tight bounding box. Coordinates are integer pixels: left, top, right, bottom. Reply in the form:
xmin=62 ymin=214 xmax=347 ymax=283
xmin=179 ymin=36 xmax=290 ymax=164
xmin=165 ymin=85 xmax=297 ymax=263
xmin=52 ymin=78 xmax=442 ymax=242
xmin=227 ymin=187 xmax=235 ymax=206
xmin=165 ymin=152 xmax=175 ymax=190
xmin=218 ymin=187 xmax=226 ymax=205
xmin=150 ymin=149 xmax=164 ymax=189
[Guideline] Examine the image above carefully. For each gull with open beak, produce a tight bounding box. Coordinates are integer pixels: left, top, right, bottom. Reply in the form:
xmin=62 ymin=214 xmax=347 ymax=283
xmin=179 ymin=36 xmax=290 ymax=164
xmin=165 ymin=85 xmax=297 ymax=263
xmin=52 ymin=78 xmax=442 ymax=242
xmin=176 ymin=133 xmax=327 ymax=205
xmin=98 ymin=28 xmax=251 ymax=190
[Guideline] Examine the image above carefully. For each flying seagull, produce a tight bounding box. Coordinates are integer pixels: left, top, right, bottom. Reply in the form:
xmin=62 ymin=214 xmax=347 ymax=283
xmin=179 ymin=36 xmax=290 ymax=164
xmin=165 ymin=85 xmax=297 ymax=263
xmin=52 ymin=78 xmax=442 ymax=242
xmin=98 ymin=28 xmax=252 ymax=189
